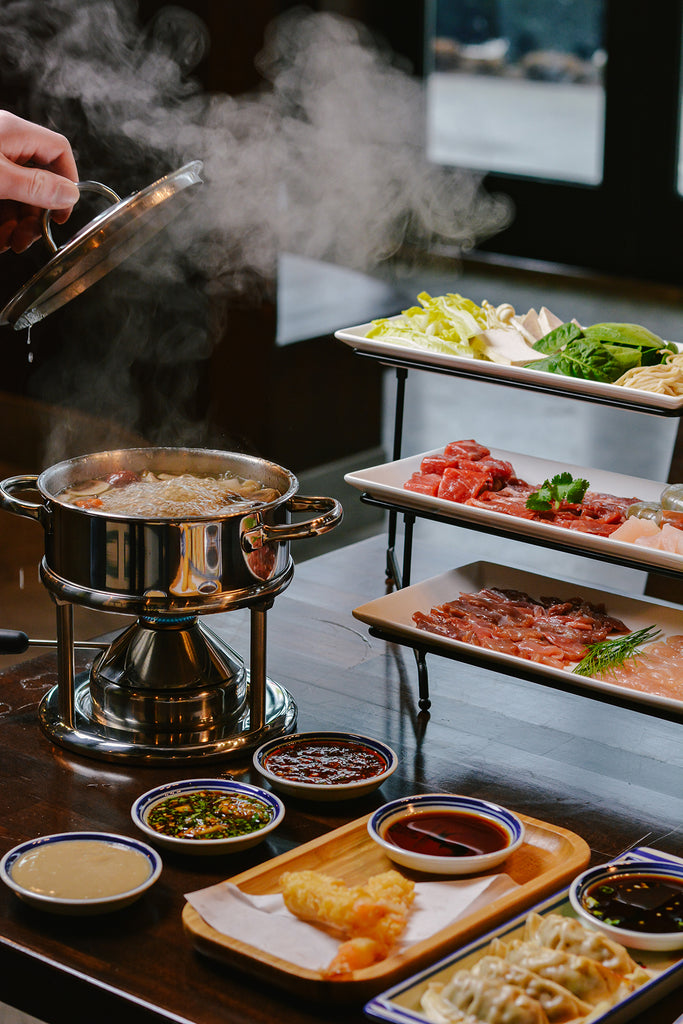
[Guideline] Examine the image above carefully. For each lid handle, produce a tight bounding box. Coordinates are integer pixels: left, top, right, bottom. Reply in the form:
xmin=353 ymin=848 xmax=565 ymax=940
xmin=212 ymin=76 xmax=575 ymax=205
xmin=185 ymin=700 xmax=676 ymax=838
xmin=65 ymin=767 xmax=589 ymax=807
xmin=41 ymin=181 xmax=122 ymax=254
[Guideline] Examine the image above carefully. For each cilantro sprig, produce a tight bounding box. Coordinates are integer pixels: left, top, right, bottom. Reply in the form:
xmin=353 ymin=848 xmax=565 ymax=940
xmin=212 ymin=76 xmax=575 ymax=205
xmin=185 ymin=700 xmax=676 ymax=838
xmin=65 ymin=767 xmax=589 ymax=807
xmin=526 ymin=472 xmax=590 ymax=512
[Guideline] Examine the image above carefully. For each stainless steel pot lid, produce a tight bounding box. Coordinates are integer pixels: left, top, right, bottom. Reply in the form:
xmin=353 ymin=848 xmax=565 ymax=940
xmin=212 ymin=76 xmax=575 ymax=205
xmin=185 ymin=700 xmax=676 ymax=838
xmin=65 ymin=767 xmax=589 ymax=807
xmin=0 ymin=160 xmax=203 ymax=330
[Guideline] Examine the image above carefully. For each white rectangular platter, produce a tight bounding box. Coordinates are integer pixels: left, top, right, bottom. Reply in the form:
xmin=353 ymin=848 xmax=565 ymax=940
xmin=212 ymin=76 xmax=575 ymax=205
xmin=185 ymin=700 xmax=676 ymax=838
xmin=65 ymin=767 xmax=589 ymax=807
xmin=344 ymin=446 xmax=683 ymax=574
xmin=352 ymin=561 xmax=683 ymax=716
xmin=364 ymin=847 xmax=683 ymax=1024
xmin=335 ymin=321 xmax=683 ymax=412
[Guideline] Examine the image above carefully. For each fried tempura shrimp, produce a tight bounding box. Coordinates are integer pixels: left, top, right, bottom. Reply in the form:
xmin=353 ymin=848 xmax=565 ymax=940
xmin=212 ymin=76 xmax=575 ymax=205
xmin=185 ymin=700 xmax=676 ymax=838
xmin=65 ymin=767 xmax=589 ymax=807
xmin=324 ymin=937 xmax=386 ymax=978
xmin=279 ymin=868 xmax=415 ymax=979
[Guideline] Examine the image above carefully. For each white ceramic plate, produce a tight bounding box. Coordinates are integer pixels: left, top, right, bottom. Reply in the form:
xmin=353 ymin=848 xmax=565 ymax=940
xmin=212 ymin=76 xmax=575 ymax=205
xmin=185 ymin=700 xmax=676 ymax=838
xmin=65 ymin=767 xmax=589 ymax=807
xmin=253 ymin=731 xmax=398 ymax=801
xmin=344 ymin=445 xmax=683 ymax=574
xmin=131 ymin=779 xmax=285 ymax=855
xmin=352 ymin=561 xmax=683 ymax=715
xmin=335 ymin=320 xmax=683 ymax=412
xmin=364 ymin=846 xmax=683 ymax=1024
xmin=0 ymin=831 xmax=162 ymax=915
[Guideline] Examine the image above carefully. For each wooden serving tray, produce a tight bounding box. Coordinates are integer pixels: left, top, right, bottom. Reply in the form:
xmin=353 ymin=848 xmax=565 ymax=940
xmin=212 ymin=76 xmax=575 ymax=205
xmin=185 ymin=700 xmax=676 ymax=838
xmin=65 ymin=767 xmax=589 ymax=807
xmin=182 ymin=810 xmax=590 ymax=1002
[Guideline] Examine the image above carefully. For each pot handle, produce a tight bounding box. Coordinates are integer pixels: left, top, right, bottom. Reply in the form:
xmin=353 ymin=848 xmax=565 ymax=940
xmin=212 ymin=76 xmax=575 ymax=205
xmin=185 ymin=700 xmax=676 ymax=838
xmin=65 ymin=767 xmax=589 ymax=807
xmin=243 ymin=495 xmax=343 ymax=549
xmin=0 ymin=475 xmax=47 ymax=524
xmin=42 ymin=181 xmax=122 ymax=254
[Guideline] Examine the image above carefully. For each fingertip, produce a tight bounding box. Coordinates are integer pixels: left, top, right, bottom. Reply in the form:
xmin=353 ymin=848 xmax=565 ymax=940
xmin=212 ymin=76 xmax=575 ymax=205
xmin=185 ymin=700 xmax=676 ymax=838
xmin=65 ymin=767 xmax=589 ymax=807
xmin=53 ymin=178 xmax=80 ymax=208
xmin=11 ymin=217 xmax=42 ymax=253
xmin=0 ymin=218 xmax=19 ymax=253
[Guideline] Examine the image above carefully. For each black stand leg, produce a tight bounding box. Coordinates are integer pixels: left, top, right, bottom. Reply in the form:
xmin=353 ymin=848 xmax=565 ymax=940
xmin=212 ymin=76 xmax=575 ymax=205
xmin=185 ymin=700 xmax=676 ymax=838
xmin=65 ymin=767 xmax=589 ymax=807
xmin=414 ymin=648 xmax=430 ymax=711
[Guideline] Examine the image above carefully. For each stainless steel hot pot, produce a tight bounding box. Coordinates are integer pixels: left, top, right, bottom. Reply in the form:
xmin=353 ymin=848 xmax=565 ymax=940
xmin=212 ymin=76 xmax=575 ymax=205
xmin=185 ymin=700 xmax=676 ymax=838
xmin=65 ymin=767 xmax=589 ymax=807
xmin=0 ymin=446 xmax=343 ymax=614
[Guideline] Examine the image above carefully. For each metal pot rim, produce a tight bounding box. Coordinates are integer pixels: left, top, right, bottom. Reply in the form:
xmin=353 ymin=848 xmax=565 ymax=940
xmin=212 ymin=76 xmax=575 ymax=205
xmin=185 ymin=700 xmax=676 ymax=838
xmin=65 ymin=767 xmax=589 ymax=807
xmin=35 ymin=445 xmax=298 ymax=522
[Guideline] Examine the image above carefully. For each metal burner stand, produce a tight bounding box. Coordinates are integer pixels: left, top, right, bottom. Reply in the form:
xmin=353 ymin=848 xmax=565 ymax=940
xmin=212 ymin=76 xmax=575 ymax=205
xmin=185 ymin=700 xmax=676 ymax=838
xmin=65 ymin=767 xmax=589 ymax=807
xmin=37 ymin=559 xmax=297 ymax=764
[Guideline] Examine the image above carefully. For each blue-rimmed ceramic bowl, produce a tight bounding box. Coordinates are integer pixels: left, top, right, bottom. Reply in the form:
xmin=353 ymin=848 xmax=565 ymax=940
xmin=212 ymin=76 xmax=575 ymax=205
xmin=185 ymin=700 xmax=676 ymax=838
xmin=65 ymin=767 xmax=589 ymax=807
xmin=0 ymin=831 xmax=162 ymax=915
xmin=367 ymin=793 xmax=525 ymax=875
xmin=131 ymin=778 xmax=284 ymax=855
xmin=253 ymin=731 xmax=398 ymax=801
xmin=569 ymin=860 xmax=683 ymax=951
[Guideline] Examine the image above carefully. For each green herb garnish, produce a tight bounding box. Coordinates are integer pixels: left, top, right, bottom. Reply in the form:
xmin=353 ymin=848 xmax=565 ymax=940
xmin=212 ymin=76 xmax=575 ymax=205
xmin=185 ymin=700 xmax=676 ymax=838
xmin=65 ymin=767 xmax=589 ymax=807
xmin=526 ymin=472 xmax=590 ymax=512
xmin=573 ymin=625 xmax=662 ymax=678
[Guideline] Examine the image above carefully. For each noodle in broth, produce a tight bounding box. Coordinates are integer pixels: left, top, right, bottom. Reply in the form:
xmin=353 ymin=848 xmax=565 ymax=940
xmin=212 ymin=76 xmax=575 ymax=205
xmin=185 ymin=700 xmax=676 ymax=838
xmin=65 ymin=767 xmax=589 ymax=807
xmin=58 ymin=470 xmax=280 ymax=517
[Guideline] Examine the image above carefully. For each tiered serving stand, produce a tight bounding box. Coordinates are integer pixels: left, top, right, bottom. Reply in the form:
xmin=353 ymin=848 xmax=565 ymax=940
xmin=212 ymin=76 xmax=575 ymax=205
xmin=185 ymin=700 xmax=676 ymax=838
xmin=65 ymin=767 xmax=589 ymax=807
xmin=337 ymin=327 xmax=683 ymax=725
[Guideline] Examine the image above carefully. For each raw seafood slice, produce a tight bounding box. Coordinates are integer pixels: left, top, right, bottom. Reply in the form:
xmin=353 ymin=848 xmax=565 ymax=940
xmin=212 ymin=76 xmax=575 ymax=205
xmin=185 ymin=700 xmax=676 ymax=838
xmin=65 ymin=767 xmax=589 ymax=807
xmin=594 ymin=634 xmax=683 ymax=699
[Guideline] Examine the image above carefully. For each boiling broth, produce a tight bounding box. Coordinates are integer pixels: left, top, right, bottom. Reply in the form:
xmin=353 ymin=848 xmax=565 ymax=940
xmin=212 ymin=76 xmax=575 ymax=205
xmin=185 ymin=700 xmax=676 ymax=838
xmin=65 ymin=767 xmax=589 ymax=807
xmin=58 ymin=469 xmax=280 ymax=517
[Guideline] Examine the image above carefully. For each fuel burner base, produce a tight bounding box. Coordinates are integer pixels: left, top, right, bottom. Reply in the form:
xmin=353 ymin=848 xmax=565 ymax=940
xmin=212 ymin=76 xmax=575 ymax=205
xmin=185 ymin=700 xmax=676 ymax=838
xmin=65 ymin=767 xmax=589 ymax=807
xmin=39 ymin=670 xmax=297 ymax=765
xmin=38 ymin=562 xmax=298 ymax=765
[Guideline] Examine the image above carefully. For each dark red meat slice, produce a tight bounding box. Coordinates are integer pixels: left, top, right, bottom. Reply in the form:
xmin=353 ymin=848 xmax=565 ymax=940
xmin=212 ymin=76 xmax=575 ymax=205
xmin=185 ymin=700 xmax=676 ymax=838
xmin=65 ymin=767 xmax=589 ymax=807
xmin=403 ymin=441 xmax=639 ymax=538
xmin=476 ymin=458 xmax=514 ymax=488
xmin=404 ymin=472 xmax=442 ymax=497
xmin=468 ymin=481 xmax=537 ymax=519
xmin=443 ymin=440 xmax=490 ymax=461
xmin=419 ymin=455 xmax=464 ymax=475
xmin=437 ymin=465 xmax=492 ymax=501
xmin=413 ymin=587 xmax=629 ymax=669
xmin=106 ymin=470 xmax=140 ymax=487
xmin=581 ymin=491 xmax=639 ymax=517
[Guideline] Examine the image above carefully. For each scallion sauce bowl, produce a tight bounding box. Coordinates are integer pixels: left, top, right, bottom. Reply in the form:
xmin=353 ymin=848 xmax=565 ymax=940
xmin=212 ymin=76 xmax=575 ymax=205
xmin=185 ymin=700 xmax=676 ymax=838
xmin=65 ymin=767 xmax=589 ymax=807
xmin=569 ymin=860 xmax=683 ymax=951
xmin=131 ymin=779 xmax=284 ymax=855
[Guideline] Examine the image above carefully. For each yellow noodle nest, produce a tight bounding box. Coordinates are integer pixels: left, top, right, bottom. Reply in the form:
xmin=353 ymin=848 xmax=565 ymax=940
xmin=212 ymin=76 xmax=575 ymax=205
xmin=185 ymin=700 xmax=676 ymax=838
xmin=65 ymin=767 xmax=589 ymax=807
xmin=615 ymin=352 xmax=683 ymax=396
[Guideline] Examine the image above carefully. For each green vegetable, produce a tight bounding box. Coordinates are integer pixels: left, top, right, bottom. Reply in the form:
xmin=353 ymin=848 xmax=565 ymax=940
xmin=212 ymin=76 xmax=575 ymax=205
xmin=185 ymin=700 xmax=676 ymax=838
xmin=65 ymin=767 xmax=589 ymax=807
xmin=583 ymin=322 xmax=665 ymax=349
xmin=526 ymin=320 xmax=674 ymax=383
xmin=526 ymin=472 xmax=590 ymax=512
xmin=532 ymin=321 xmax=584 ymax=355
xmin=572 ymin=625 xmax=662 ymax=678
xmin=530 ymin=339 xmax=628 ymax=382
xmin=366 ymin=292 xmax=490 ymax=358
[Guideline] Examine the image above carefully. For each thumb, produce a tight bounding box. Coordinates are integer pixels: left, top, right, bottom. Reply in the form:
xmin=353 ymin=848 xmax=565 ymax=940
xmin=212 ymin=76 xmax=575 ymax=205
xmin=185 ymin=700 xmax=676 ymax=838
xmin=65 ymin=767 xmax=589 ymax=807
xmin=2 ymin=159 xmax=79 ymax=210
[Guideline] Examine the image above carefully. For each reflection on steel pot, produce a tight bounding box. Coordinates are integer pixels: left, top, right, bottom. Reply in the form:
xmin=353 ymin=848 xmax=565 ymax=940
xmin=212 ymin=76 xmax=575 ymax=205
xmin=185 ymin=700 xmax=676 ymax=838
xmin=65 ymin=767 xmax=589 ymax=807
xmin=0 ymin=447 xmax=342 ymax=614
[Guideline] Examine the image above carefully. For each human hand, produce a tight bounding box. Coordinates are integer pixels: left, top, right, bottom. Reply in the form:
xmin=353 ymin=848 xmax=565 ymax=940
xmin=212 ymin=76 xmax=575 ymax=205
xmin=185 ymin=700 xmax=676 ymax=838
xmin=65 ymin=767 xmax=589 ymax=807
xmin=0 ymin=110 xmax=79 ymax=254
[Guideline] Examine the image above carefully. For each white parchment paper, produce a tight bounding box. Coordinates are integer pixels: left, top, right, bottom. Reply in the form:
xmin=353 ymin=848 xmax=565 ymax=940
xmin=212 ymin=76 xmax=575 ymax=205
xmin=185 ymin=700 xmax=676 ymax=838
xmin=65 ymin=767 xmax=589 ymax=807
xmin=185 ymin=873 xmax=519 ymax=972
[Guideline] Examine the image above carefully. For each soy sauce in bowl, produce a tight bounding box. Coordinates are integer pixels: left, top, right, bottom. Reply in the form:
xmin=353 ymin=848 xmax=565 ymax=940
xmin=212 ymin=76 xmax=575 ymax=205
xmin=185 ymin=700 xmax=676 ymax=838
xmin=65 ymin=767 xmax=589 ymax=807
xmin=582 ymin=872 xmax=683 ymax=933
xmin=368 ymin=794 xmax=524 ymax=875
xmin=384 ymin=810 xmax=510 ymax=858
xmin=569 ymin=859 xmax=683 ymax=951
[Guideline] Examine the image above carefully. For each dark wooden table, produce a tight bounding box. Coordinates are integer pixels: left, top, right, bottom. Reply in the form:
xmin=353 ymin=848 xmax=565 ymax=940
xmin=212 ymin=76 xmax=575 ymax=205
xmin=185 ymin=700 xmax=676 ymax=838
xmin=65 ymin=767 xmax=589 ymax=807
xmin=0 ymin=534 xmax=681 ymax=1024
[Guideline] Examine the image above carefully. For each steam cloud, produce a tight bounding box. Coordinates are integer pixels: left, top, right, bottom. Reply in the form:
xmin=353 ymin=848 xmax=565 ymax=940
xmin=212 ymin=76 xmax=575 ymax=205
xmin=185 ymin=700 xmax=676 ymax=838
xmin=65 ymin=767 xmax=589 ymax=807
xmin=0 ymin=1 xmax=511 ymax=458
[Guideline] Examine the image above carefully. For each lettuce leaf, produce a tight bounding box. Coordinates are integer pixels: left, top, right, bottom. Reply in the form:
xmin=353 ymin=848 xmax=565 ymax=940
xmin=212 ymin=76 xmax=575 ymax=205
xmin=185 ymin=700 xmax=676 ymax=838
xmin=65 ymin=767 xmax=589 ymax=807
xmin=366 ymin=292 xmax=490 ymax=358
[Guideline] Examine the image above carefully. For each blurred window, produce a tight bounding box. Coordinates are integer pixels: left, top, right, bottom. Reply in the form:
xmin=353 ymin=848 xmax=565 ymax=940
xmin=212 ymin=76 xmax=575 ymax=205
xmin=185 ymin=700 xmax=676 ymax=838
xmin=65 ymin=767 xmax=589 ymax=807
xmin=427 ymin=0 xmax=606 ymax=184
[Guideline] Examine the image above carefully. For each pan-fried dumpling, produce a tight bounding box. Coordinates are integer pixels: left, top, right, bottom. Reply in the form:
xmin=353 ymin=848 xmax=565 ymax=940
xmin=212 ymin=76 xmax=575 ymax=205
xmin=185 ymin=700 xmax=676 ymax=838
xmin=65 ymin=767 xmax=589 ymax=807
xmin=522 ymin=913 xmax=638 ymax=975
xmin=420 ymin=983 xmax=480 ymax=1024
xmin=487 ymin=937 xmax=632 ymax=1007
xmin=469 ymin=955 xmax=592 ymax=1022
xmin=422 ymin=970 xmax=550 ymax=1024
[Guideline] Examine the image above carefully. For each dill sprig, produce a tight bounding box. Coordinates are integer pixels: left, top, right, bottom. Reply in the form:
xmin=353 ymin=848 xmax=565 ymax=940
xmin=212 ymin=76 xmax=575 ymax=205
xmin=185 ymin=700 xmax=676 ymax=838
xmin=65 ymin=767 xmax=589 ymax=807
xmin=573 ymin=625 xmax=662 ymax=678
